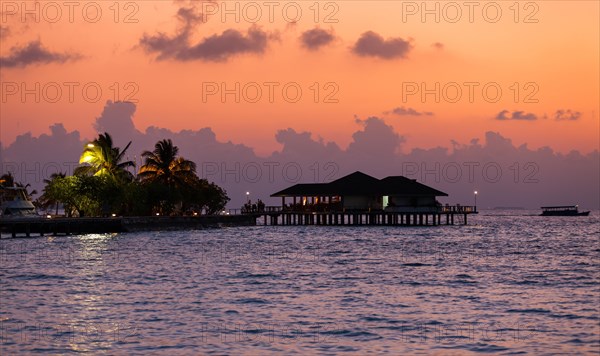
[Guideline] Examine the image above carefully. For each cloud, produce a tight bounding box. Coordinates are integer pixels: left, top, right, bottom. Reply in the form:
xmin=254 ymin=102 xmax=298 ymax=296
xmin=300 ymin=27 xmax=335 ymax=51
xmin=175 ymin=5 xmax=206 ymax=26
xmin=2 ymin=102 xmax=599 ymax=210
xmin=181 ymin=27 xmax=272 ymax=62
xmin=495 ymin=110 xmax=538 ymax=121
xmin=0 ymin=40 xmax=81 ymax=68
xmin=94 ymin=101 xmax=138 ymax=145
xmin=0 ymin=26 xmax=9 ymax=40
xmin=352 ymin=31 xmax=412 ymax=59
xmin=432 ymin=42 xmax=444 ymax=50
xmin=139 ymin=3 xmax=275 ymax=62
xmin=387 ymin=106 xmax=433 ymax=117
xmin=141 ymin=25 xmax=273 ymax=62
xmin=347 ymin=117 xmax=405 ymax=157
xmin=554 ymin=109 xmax=582 ymax=121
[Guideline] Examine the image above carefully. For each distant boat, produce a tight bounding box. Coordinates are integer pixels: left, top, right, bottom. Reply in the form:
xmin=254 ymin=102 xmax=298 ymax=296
xmin=0 ymin=186 xmax=39 ymax=218
xmin=540 ymin=205 xmax=590 ymax=216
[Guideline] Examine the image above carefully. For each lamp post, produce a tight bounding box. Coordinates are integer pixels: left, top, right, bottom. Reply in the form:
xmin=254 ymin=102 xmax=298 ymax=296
xmin=474 ymin=190 xmax=478 ymax=211
xmin=246 ymin=191 xmax=250 ymax=204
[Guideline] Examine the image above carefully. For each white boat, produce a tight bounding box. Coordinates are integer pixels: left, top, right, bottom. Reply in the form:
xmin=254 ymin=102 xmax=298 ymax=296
xmin=0 ymin=186 xmax=39 ymax=218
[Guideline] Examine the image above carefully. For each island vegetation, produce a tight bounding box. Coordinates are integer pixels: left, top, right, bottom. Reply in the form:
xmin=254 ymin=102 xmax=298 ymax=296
xmin=26 ymin=133 xmax=230 ymax=217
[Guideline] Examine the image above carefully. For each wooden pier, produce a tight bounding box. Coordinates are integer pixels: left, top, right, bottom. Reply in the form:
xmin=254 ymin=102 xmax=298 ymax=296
xmin=0 ymin=214 xmax=257 ymax=238
xmin=247 ymin=205 xmax=477 ymax=226
xmin=1 ymin=205 xmax=476 ymax=238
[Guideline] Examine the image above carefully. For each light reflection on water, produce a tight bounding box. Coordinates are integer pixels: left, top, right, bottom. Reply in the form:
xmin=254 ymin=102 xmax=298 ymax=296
xmin=1 ymin=211 xmax=599 ymax=354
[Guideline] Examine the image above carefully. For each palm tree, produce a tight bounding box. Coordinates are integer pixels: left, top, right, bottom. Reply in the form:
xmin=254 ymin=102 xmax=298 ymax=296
xmin=138 ymin=139 xmax=197 ymax=188
xmin=76 ymin=132 xmax=135 ymax=182
xmin=38 ymin=172 xmax=67 ymax=215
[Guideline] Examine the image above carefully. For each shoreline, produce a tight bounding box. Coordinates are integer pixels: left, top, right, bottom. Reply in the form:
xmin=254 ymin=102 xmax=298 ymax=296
xmin=0 ymin=215 xmax=257 ymax=239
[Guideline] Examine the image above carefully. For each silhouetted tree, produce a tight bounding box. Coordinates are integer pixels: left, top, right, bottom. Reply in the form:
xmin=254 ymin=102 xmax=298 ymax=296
xmin=138 ymin=139 xmax=197 ymax=187
xmin=138 ymin=139 xmax=197 ymax=214
xmin=76 ymin=132 xmax=135 ymax=182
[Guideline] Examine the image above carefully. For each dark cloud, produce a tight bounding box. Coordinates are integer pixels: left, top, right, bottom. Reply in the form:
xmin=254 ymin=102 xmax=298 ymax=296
xmin=387 ymin=106 xmax=433 ymax=117
xmin=347 ymin=117 xmax=405 ymax=158
xmin=180 ymin=27 xmax=271 ymax=62
xmin=93 ymin=101 xmax=138 ymax=144
xmin=2 ymin=102 xmax=598 ymax=210
xmin=495 ymin=110 xmax=538 ymax=121
xmin=140 ymin=3 xmax=274 ymax=62
xmin=554 ymin=109 xmax=582 ymax=121
xmin=300 ymin=28 xmax=335 ymax=51
xmin=0 ymin=40 xmax=81 ymax=68
xmin=141 ymin=25 xmax=272 ymax=62
xmin=176 ymin=5 xmax=205 ymax=26
xmin=0 ymin=26 xmax=9 ymax=40
xmin=352 ymin=31 xmax=412 ymax=59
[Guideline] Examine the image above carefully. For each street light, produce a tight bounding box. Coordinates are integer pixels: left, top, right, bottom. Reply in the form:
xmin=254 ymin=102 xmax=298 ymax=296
xmin=474 ymin=191 xmax=478 ymax=210
xmin=246 ymin=191 xmax=250 ymax=204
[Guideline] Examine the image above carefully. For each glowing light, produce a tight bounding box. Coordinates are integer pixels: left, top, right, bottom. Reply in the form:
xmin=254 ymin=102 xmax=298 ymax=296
xmin=46 ymin=214 xmax=52 ymax=219
xmin=87 ymin=143 xmax=94 ymax=148
xmin=156 ymin=213 xmax=160 ymax=216
xmin=81 ymin=152 xmax=93 ymax=163
xmin=111 ymin=213 xmax=116 ymax=217
xmin=193 ymin=212 xmax=198 ymax=216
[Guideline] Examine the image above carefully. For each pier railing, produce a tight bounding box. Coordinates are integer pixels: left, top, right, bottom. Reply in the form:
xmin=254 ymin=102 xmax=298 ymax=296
xmin=440 ymin=205 xmax=477 ymax=213
xmin=239 ymin=205 xmax=477 ymax=214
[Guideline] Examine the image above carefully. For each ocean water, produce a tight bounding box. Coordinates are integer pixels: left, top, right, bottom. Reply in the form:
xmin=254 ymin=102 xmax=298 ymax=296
xmin=1 ymin=211 xmax=598 ymax=355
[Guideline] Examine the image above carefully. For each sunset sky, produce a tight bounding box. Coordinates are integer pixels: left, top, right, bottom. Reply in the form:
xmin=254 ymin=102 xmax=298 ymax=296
xmin=1 ymin=1 xmax=598 ymax=156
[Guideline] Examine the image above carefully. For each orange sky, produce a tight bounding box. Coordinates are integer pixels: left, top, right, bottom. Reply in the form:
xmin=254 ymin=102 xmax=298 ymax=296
xmin=1 ymin=1 xmax=598 ymax=156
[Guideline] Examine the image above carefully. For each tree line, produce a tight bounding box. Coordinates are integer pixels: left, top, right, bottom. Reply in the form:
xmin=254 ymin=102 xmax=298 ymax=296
xmin=29 ymin=133 xmax=230 ymax=217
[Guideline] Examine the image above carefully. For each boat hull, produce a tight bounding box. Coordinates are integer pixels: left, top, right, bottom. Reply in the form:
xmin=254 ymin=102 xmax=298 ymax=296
xmin=540 ymin=211 xmax=590 ymax=216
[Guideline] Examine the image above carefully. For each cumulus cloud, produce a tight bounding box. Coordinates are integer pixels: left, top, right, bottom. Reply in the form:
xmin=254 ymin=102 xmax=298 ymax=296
xmin=139 ymin=3 xmax=275 ymax=62
xmin=347 ymin=117 xmax=405 ymax=158
xmin=300 ymin=27 xmax=335 ymax=51
xmin=93 ymin=101 xmax=138 ymax=145
xmin=352 ymin=31 xmax=412 ymax=59
xmin=0 ymin=40 xmax=81 ymax=68
xmin=554 ymin=109 xmax=582 ymax=121
xmin=387 ymin=106 xmax=433 ymax=117
xmin=495 ymin=110 xmax=538 ymax=121
xmin=2 ymin=102 xmax=599 ymax=210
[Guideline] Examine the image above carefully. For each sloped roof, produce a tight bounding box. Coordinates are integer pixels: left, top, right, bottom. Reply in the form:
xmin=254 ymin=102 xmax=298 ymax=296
xmin=271 ymin=183 xmax=329 ymax=197
xmin=271 ymin=171 xmax=448 ymax=197
xmin=327 ymin=171 xmax=381 ymax=195
xmin=379 ymin=176 xmax=448 ymax=196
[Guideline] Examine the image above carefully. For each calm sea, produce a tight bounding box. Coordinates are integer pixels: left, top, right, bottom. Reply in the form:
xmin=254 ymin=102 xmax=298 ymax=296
xmin=1 ymin=211 xmax=599 ymax=355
